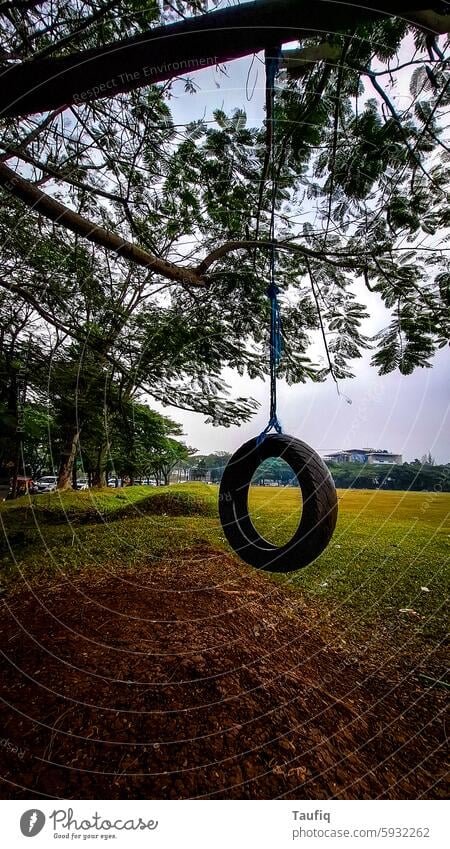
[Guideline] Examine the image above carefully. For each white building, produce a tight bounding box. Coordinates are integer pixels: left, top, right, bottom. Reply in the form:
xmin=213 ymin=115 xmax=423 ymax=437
xmin=325 ymin=449 xmax=402 ymax=465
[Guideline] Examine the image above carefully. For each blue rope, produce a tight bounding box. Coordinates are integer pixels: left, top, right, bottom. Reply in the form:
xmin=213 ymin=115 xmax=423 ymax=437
xmin=257 ymin=48 xmax=283 ymax=447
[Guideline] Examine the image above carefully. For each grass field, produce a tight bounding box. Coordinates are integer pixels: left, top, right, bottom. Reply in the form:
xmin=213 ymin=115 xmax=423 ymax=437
xmin=1 ymin=483 xmax=449 ymax=645
xmin=1 ymin=483 xmax=448 ymax=800
xmin=248 ymin=485 xmax=450 ymax=646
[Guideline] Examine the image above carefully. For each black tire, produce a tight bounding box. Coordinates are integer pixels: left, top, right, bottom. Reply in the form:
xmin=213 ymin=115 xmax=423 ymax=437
xmin=219 ymin=433 xmax=338 ymax=573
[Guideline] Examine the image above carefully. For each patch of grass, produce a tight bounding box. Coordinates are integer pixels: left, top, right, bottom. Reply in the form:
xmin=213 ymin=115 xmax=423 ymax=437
xmin=248 ymin=483 xmax=303 ymax=546
xmin=1 ymin=483 xmax=449 ymax=645
xmin=248 ymin=487 xmax=449 ymax=644
xmin=0 ymin=482 xmax=215 ymax=526
xmin=0 ymin=483 xmax=218 ymax=580
xmin=111 ymin=487 xmax=217 ymax=520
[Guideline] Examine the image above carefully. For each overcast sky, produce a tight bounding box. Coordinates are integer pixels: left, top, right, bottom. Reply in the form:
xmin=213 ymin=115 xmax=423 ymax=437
xmin=149 ymin=53 xmax=449 ymax=464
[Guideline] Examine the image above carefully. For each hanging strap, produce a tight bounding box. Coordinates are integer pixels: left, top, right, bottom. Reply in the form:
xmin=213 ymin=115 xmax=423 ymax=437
xmin=257 ymin=48 xmax=283 ymax=447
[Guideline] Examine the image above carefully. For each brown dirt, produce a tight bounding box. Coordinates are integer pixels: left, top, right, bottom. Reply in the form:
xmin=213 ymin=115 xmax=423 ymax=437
xmin=0 ymin=546 xmax=447 ymax=799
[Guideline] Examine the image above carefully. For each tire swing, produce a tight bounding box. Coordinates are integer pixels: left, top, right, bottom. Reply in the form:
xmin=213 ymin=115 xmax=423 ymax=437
xmin=218 ymin=50 xmax=338 ymax=573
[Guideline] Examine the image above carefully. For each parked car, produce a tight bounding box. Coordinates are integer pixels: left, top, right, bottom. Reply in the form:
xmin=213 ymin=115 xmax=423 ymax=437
xmin=35 ymin=475 xmax=58 ymax=493
xmin=76 ymin=479 xmax=89 ymax=490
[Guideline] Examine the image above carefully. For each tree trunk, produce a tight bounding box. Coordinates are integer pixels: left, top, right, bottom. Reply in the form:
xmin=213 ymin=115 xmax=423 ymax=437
xmin=10 ymin=440 xmax=21 ymax=499
xmin=72 ymin=461 xmax=78 ymax=490
xmin=7 ymin=373 xmax=20 ymax=499
xmin=57 ymin=428 xmax=80 ymax=491
xmin=92 ymin=443 xmax=107 ymax=488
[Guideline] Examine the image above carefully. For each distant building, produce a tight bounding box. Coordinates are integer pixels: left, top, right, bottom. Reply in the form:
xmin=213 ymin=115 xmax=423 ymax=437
xmin=325 ymin=449 xmax=402 ymax=465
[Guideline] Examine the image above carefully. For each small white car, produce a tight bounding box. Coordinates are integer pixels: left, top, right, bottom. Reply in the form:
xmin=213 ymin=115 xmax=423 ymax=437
xmin=36 ymin=475 xmax=58 ymax=493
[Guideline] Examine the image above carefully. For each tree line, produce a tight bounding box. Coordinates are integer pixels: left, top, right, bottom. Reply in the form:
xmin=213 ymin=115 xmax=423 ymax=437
xmin=326 ymin=461 xmax=450 ymax=492
xmin=0 ymin=330 xmax=192 ymax=495
xmin=187 ymin=453 xmax=450 ymax=492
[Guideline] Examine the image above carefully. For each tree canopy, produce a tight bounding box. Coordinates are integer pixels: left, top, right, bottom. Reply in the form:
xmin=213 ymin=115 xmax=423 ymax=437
xmin=0 ymin=1 xmax=449 ymax=490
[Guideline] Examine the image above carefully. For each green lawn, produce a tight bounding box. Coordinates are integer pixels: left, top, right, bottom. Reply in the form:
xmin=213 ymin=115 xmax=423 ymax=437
xmin=1 ymin=483 xmax=449 ymax=645
xmin=248 ymin=486 xmax=450 ymax=645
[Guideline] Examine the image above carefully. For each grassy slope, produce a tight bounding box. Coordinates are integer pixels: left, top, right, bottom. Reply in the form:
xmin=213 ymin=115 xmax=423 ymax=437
xmin=0 ymin=482 xmax=218 ymax=523
xmin=1 ymin=483 xmax=448 ymax=643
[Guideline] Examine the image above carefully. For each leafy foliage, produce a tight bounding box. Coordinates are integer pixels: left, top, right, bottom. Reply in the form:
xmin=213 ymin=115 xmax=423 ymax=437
xmin=0 ymin=1 xmax=448 ymax=476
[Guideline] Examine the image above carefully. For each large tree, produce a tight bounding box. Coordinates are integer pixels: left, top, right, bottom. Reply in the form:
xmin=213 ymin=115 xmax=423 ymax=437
xmin=0 ymin=0 xmax=448 ymax=459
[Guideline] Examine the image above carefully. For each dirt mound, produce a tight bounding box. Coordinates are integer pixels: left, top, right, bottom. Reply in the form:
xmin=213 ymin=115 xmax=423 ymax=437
xmin=0 ymin=547 xmax=446 ymax=799
xmin=112 ymin=490 xmax=217 ymax=520
xmin=1 ymin=487 xmax=216 ymax=533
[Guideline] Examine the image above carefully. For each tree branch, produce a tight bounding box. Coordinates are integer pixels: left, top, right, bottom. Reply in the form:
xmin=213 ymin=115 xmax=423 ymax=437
xmin=0 ymin=276 xmax=229 ymax=421
xmin=0 ymin=106 xmax=65 ymax=163
xmin=0 ymin=142 xmax=127 ymax=204
xmin=0 ymin=0 xmax=45 ymax=11
xmin=0 ymin=160 xmax=203 ymax=286
xmin=367 ymin=67 xmax=447 ymax=195
xmin=0 ymin=0 xmax=438 ymax=118
xmin=197 ymin=239 xmax=366 ymax=275
xmin=306 ymin=257 xmax=340 ymax=388
xmin=407 ymin=10 xmax=450 ymax=34
xmin=0 ymin=165 xmax=439 ymax=292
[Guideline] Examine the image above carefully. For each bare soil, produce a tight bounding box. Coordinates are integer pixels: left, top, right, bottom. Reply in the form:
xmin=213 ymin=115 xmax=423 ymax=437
xmin=0 ymin=546 xmax=447 ymax=799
